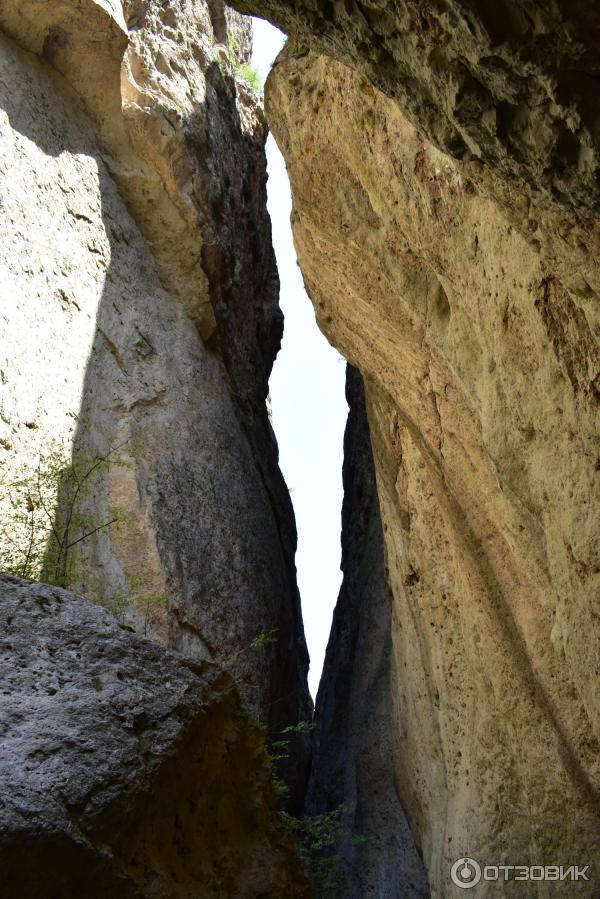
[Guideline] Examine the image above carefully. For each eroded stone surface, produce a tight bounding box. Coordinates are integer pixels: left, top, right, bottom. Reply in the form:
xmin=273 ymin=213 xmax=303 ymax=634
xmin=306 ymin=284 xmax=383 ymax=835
xmin=0 ymin=0 xmax=311 ymax=799
xmin=0 ymin=574 xmax=312 ymax=899
xmin=232 ymin=0 xmax=600 ymax=212
xmin=267 ymin=49 xmax=600 ymax=896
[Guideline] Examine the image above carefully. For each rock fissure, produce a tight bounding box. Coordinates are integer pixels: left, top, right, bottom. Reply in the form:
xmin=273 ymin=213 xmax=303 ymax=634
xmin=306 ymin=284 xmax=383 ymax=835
xmin=1 ymin=1 xmax=600 ymax=897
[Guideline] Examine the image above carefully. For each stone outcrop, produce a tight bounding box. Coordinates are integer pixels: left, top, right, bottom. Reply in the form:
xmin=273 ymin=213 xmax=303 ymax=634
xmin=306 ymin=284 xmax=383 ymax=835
xmin=232 ymin=0 xmax=600 ymax=212
xmin=0 ymin=0 xmax=311 ymax=802
xmin=305 ymin=366 xmax=429 ymax=898
xmin=0 ymin=574 xmax=312 ymax=898
xmin=261 ymin=37 xmax=600 ymax=898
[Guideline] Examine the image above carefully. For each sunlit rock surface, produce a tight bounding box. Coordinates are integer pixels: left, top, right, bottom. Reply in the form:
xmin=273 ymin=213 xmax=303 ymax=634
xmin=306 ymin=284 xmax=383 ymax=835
xmin=232 ymin=0 xmax=600 ymax=212
xmin=266 ymin=45 xmax=600 ymax=897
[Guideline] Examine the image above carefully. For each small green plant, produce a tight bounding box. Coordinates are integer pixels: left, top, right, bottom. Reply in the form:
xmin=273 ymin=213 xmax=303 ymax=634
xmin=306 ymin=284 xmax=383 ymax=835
xmin=98 ymin=572 xmax=169 ymax=635
xmin=0 ymin=439 xmax=171 ymax=633
xmin=228 ymin=32 xmax=240 ymax=60
xmin=280 ymin=806 xmax=355 ymax=899
xmin=0 ymin=440 xmax=128 ymax=587
xmin=222 ymin=633 xmax=372 ymax=896
xmin=227 ymin=29 xmax=263 ymax=95
xmin=249 ymin=627 xmax=280 ymax=650
xmin=268 ymin=719 xmax=314 ymax=801
xmin=223 ymin=627 xmax=280 ymax=721
xmin=280 ymin=801 xmax=372 ymax=898
xmin=98 ymin=584 xmax=132 ymax=623
xmin=138 ymin=589 xmax=169 ymax=635
xmin=237 ymin=63 xmax=262 ymax=95
xmin=269 ymin=721 xmax=372 ymax=897
xmin=226 ymin=626 xmax=279 ymax=670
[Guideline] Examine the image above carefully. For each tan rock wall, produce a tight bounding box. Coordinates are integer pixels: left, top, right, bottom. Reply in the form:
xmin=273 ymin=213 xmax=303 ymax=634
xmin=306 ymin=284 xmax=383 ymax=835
xmin=231 ymin=0 xmax=600 ymax=212
xmin=267 ymin=50 xmax=600 ymax=895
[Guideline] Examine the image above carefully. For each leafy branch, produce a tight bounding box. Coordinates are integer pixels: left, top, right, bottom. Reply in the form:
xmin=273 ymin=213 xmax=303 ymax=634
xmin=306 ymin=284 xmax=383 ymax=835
xmin=227 ymin=31 xmax=263 ymax=95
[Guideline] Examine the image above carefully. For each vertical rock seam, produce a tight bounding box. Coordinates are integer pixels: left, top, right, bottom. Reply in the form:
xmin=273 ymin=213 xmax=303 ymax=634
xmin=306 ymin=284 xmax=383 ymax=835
xmin=305 ymin=366 xmax=430 ymax=898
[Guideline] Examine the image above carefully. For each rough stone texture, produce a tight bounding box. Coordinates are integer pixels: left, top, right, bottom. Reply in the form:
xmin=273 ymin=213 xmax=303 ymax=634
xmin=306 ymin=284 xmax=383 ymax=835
xmin=0 ymin=0 xmax=259 ymax=340
xmin=0 ymin=574 xmax=312 ymax=899
xmin=267 ymin=48 xmax=600 ymax=896
xmin=231 ymin=0 xmax=600 ymax=212
xmin=0 ymin=0 xmax=312 ymax=800
xmin=305 ymin=366 xmax=429 ymax=898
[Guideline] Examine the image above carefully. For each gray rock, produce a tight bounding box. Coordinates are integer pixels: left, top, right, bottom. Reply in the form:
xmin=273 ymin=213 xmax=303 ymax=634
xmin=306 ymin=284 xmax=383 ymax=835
xmin=0 ymin=574 xmax=312 ymax=899
xmin=0 ymin=0 xmax=312 ymax=803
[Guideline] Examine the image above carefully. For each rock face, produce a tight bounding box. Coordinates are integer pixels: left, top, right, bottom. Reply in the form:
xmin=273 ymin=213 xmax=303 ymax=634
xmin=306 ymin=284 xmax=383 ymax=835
xmin=305 ymin=366 xmax=429 ymax=898
xmin=0 ymin=0 xmax=311 ymax=798
xmin=0 ymin=574 xmax=312 ymax=898
xmin=263 ymin=42 xmax=600 ymax=898
xmin=3 ymin=1 xmax=600 ymax=896
xmin=232 ymin=0 xmax=600 ymax=211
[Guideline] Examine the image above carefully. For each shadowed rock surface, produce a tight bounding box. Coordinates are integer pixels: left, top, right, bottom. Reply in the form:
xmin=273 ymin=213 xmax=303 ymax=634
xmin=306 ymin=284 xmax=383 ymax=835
xmin=0 ymin=0 xmax=311 ymax=802
xmin=305 ymin=366 xmax=430 ymax=898
xmin=231 ymin=0 xmax=600 ymax=211
xmin=0 ymin=574 xmax=313 ymax=899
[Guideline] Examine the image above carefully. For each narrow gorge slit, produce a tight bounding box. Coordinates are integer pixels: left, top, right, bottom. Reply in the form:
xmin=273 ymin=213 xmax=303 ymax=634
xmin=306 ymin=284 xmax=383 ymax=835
xmin=253 ymin=20 xmax=348 ymax=700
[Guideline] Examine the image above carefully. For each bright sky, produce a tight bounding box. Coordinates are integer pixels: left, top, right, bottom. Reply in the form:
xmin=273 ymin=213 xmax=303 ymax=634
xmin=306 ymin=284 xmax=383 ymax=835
xmin=252 ymin=19 xmax=348 ymax=700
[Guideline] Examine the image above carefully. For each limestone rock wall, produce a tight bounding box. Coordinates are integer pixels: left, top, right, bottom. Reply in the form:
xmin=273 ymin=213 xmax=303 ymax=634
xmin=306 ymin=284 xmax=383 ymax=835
xmin=0 ymin=574 xmax=312 ymax=898
xmin=0 ymin=0 xmax=311 ymax=800
xmin=232 ymin=0 xmax=600 ymax=212
xmin=265 ymin=47 xmax=600 ymax=896
xmin=305 ymin=366 xmax=429 ymax=898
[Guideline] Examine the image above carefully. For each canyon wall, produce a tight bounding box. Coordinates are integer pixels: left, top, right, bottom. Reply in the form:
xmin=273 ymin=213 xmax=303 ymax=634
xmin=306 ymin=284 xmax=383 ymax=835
xmin=2 ymin=0 xmax=600 ymax=894
xmin=228 ymin=1 xmax=599 ymax=892
xmin=264 ymin=43 xmax=600 ymax=897
xmin=0 ymin=0 xmax=311 ymax=799
xmin=233 ymin=0 xmax=600 ymax=211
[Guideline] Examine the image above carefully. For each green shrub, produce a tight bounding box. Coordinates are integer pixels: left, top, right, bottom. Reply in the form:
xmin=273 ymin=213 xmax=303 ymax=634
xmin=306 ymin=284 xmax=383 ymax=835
xmin=280 ymin=804 xmax=371 ymax=899
xmin=237 ymin=63 xmax=263 ymax=95
xmin=226 ymin=30 xmax=263 ymax=95
xmin=0 ymin=441 xmax=127 ymax=587
xmin=268 ymin=720 xmax=370 ymax=897
xmin=0 ymin=440 xmax=168 ymax=628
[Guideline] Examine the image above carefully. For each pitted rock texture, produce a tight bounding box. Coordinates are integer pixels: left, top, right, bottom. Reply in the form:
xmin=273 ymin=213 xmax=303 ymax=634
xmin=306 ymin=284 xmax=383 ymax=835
xmin=0 ymin=574 xmax=312 ymax=899
xmin=305 ymin=366 xmax=429 ymax=898
xmin=232 ymin=0 xmax=600 ymax=212
xmin=0 ymin=0 xmax=311 ymax=801
xmin=267 ymin=49 xmax=600 ymax=896
xmin=0 ymin=0 xmax=264 ymax=339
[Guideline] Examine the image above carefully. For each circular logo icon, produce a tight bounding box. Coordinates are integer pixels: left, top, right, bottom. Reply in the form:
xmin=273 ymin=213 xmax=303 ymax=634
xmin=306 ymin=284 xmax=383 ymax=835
xmin=451 ymin=857 xmax=482 ymax=889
